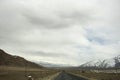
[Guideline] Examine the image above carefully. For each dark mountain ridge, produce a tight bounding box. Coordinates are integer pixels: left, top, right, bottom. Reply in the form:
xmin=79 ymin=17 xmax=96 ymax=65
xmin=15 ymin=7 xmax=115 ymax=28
xmin=0 ymin=49 xmax=43 ymax=68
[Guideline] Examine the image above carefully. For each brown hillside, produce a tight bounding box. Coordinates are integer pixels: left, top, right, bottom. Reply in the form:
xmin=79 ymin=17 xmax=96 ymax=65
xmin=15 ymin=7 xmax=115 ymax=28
xmin=0 ymin=49 xmax=43 ymax=68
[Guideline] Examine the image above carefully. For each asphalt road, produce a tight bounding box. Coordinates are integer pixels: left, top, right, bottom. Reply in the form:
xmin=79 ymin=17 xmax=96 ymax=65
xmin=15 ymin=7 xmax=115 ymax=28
xmin=54 ymin=72 xmax=88 ymax=80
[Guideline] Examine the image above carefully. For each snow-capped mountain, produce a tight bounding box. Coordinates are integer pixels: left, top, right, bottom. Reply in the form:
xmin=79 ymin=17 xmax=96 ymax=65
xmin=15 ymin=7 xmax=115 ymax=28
xmin=80 ymin=55 xmax=120 ymax=68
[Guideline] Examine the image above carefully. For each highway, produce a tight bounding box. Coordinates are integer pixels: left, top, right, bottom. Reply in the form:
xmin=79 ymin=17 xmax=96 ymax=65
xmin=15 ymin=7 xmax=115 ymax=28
xmin=54 ymin=72 xmax=88 ymax=80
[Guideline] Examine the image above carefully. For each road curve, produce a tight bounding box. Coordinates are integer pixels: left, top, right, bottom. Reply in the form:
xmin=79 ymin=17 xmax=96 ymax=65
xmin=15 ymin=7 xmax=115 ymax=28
xmin=54 ymin=72 xmax=88 ymax=80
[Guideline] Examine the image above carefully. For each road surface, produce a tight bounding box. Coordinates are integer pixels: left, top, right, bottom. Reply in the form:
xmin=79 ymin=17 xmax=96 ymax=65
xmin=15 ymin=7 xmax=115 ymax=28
xmin=54 ymin=72 xmax=88 ymax=80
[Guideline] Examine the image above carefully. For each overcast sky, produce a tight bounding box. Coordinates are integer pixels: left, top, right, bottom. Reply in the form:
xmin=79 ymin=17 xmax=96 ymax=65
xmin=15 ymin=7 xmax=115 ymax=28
xmin=0 ymin=0 xmax=120 ymax=66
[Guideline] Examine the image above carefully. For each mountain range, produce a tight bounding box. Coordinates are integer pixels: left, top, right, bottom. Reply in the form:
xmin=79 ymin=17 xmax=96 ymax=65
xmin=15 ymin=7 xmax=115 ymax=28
xmin=0 ymin=49 xmax=120 ymax=69
xmin=79 ymin=55 xmax=120 ymax=69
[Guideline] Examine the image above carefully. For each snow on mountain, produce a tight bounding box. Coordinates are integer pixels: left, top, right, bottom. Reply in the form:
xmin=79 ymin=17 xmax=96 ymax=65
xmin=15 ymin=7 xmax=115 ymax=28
xmin=80 ymin=56 xmax=120 ymax=68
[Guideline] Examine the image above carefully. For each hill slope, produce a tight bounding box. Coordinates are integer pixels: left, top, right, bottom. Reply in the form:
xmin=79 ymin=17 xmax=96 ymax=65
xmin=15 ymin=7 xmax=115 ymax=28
xmin=0 ymin=49 xmax=43 ymax=68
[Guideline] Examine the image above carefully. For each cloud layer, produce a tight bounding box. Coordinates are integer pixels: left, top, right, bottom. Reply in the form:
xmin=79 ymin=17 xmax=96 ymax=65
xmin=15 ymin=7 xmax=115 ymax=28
xmin=0 ymin=0 xmax=120 ymax=66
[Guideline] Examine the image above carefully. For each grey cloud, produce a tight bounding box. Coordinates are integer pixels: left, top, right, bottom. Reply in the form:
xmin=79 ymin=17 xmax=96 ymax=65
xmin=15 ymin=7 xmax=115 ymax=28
xmin=59 ymin=10 xmax=93 ymax=23
xmin=23 ymin=9 xmax=93 ymax=29
xmin=24 ymin=14 xmax=66 ymax=29
xmin=23 ymin=51 xmax=67 ymax=58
